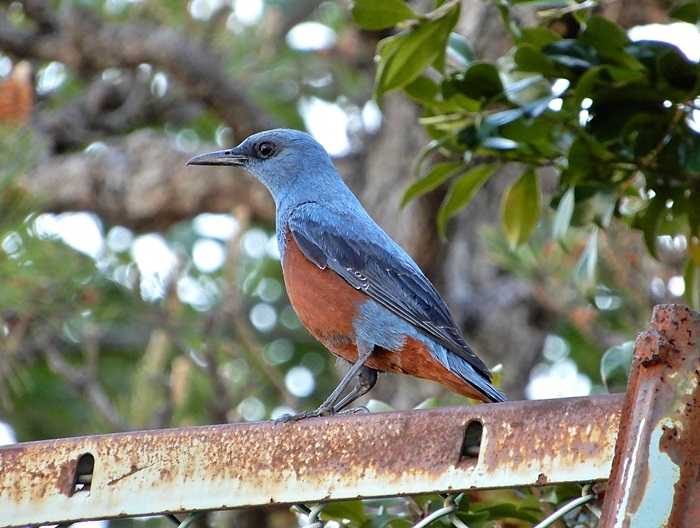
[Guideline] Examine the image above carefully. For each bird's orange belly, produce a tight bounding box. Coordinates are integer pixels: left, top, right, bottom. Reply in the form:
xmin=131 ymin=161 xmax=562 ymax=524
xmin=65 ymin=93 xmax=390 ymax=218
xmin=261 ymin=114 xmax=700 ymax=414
xmin=282 ymin=234 xmax=483 ymax=400
xmin=282 ymin=232 xmax=364 ymax=358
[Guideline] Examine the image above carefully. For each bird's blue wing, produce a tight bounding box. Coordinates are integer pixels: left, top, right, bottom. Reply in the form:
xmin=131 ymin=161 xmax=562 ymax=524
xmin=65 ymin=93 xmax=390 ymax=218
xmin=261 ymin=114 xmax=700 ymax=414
xmin=286 ymin=203 xmax=492 ymax=380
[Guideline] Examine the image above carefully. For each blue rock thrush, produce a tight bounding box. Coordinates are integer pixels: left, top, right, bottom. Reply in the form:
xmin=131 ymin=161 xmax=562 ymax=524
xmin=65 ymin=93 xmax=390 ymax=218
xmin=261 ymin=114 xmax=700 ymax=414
xmin=187 ymin=129 xmax=506 ymax=420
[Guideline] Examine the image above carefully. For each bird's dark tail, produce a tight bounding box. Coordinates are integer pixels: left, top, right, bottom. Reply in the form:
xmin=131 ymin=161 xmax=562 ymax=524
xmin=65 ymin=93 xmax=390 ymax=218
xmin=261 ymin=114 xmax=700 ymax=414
xmin=434 ymin=345 xmax=507 ymax=403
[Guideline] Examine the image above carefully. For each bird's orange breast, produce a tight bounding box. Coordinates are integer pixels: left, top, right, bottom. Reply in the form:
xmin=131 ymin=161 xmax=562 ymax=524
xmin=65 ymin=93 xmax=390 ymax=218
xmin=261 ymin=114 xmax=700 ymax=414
xmin=282 ymin=231 xmax=364 ymax=359
xmin=282 ymin=232 xmax=486 ymax=401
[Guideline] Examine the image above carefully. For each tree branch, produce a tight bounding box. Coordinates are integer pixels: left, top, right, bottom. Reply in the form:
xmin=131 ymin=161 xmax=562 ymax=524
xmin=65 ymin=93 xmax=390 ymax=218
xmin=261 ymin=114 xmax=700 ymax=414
xmin=0 ymin=5 xmax=273 ymax=139
xmin=37 ymin=72 xmax=202 ymax=152
xmin=43 ymin=340 xmax=127 ymax=430
xmin=23 ymin=130 xmax=275 ymax=230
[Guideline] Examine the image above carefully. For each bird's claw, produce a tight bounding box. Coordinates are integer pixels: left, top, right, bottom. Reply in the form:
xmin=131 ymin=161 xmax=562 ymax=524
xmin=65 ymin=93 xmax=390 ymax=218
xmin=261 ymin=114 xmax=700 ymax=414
xmin=273 ymin=405 xmax=334 ymax=424
xmin=273 ymin=403 xmax=371 ymax=424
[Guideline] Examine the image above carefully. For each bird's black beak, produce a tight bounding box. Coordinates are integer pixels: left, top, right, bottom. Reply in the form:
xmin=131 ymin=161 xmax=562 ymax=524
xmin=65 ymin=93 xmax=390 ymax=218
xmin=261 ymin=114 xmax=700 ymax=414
xmin=186 ymin=147 xmax=248 ymax=167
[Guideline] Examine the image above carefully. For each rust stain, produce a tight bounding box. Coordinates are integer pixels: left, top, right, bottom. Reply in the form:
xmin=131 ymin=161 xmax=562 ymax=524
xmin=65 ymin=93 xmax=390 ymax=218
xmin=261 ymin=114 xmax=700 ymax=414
xmin=481 ymin=395 xmax=620 ymax=475
xmin=57 ymin=457 xmax=78 ymax=497
xmin=600 ymin=304 xmax=700 ymax=527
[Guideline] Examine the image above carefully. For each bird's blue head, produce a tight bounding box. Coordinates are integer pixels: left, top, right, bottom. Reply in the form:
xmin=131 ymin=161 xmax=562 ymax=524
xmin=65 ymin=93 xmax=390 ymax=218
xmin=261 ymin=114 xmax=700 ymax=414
xmin=187 ymin=129 xmax=341 ymax=207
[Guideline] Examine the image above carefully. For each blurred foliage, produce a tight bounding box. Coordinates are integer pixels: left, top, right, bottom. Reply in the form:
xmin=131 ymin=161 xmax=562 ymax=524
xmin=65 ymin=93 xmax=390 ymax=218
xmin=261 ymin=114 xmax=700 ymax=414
xmin=313 ymin=483 xmax=597 ymax=527
xmin=0 ymin=1 xmax=361 ymax=452
xmin=0 ymin=0 xmax=378 ymax=439
xmin=354 ymin=0 xmax=700 ymax=310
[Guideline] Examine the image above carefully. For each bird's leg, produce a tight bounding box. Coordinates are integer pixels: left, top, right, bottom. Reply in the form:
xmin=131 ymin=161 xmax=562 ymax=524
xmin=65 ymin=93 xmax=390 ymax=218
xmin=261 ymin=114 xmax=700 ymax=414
xmin=334 ymin=366 xmax=377 ymax=414
xmin=314 ymin=341 xmax=373 ymax=413
xmin=275 ymin=341 xmax=374 ymax=423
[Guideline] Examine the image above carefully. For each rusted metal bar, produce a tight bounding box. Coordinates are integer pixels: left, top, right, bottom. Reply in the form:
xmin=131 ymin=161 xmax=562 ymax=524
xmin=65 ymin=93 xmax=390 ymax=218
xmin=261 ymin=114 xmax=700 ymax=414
xmin=0 ymin=395 xmax=622 ymax=527
xmin=600 ymin=304 xmax=700 ymax=527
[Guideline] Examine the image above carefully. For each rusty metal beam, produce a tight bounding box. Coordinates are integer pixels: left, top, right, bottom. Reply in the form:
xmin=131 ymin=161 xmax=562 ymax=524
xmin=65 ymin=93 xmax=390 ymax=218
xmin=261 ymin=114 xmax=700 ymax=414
xmin=0 ymin=395 xmax=622 ymax=528
xmin=601 ymin=304 xmax=700 ymax=527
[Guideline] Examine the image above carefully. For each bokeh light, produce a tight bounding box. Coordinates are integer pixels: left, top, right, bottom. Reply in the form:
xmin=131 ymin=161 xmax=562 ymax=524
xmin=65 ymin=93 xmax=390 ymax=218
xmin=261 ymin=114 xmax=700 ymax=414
xmin=0 ymin=421 xmax=16 ymax=446
xmin=284 ymin=366 xmax=315 ymax=398
xmin=242 ymin=229 xmax=269 ymax=259
xmin=287 ymin=22 xmax=336 ymax=51
xmin=250 ymin=303 xmax=277 ymax=332
xmin=237 ymin=396 xmax=266 ymax=421
xmin=193 ymin=213 xmax=239 ymax=240
xmin=192 ymin=238 xmax=226 ymax=273
xmin=264 ymin=339 xmax=294 ymax=365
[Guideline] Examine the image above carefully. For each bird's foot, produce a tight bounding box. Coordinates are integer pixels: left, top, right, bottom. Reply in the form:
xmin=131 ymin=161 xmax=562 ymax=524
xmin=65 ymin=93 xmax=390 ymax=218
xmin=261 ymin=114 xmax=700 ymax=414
xmin=273 ymin=404 xmax=334 ymax=424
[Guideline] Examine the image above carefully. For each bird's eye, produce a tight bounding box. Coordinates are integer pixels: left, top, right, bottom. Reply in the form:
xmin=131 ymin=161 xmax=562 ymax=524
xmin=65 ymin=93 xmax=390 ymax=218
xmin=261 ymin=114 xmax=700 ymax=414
xmin=256 ymin=141 xmax=276 ymax=159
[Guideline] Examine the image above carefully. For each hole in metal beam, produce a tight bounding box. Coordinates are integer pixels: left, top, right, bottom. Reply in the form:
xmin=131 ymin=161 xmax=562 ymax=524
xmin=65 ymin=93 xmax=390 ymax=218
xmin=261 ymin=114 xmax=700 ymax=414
xmin=460 ymin=420 xmax=483 ymax=461
xmin=71 ymin=453 xmax=95 ymax=495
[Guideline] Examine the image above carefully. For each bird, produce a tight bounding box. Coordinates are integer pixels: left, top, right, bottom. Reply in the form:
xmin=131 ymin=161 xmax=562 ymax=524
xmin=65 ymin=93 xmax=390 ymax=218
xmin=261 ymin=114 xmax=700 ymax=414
xmin=187 ymin=129 xmax=506 ymax=420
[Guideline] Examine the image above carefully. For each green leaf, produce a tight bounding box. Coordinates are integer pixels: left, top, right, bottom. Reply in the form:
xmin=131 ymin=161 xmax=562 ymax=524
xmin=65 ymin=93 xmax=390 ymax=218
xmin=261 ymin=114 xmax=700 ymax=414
xmin=501 ymin=167 xmax=541 ymax=248
xmin=671 ymin=1 xmax=700 ymax=23
xmin=581 ymin=15 xmax=629 ymax=50
xmin=576 ymin=66 xmax=643 ymax=98
xmin=553 ymin=188 xmax=575 ymax=240
xmin=458 ymin=62 xmax=504 ymax=100
xmin=373 ymin=33 xmax=406 ymax=96
xmin=658 ymin=46 xmax=699 ymax=93
xmin=321 ymin=499 xmax=368 ymax=524
xmin=600 ymin=341 xmax=634 ymax=392
xmin=411 ymin=138 xmax=446 ymax=177
xmin=514 ymin=44 xmax=560 ymax=76
xmin=404 ymin=75 xmax=440 ymax=104
xmin=520 ymin=26 xmax=561 ymax=48
xmin=685 ymin=261 xmax=700 ymax=310
xmin=574 ymin=228 xmax=598 ymax=291
xmin=351 ymin=0 xmax=417 ymax=30
xmin=447 ymin=32 xmax=475 ymax=67
xmin=456 ymin=510 xmax=491 ymax=524
xmin=375 ymin=3 xmax=459 ymax=97
xmin=572 ymin=64 xmax=601 ymax=101
xmin=401 ymin=161 xmax=462 ymax=207
xmin=578 ymin=15 xmax=644 ymax=70
xmin=438 ymin=164 xmax=498 ymax=236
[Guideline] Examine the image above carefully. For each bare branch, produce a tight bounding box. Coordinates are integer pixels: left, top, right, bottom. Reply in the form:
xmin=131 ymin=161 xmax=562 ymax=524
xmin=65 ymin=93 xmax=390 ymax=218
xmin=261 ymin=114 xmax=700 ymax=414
xmin=23 ymin=130 xmax=276 ymax=230
xmin=0 ymin=6 xmax=273 ymax=139
xmin=37 ymin=72 xmax=202 ymax=152
xmin=43 ymin=341 xmax=126 ymax=429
